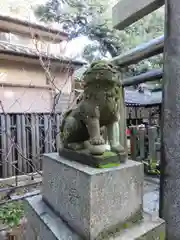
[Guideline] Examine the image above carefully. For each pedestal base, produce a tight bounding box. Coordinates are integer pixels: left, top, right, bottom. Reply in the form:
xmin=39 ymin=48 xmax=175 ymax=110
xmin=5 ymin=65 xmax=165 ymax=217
xmin=25 ymin=195 xmax=80 ymax=240
xmin=25 ymin=152 xmax=165 ymax=240
xmin=42 ymin=153 xmax=143 ymax=239
xmin=25 ymin=195 xmax=165 ymax=240
xmin=59 ymin=148 xmax=126 ymax=168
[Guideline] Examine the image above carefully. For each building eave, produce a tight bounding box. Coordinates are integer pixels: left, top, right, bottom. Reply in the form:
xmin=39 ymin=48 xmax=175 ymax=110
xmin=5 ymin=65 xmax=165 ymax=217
xmin=0 ymin=52 xmax=85 ymax=70
xmin=0 ymin=14 xmax=68 ymax=42
xmin=0 ymin=41 xmax=85 ymax=70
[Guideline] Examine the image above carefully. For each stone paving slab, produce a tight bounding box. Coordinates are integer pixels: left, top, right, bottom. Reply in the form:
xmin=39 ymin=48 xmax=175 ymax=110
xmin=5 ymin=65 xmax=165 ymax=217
xmin=143 ymin=177 xmax=159 ymax=215
xmin=144 ymin=179 xmax=159 ymax=193
xmin=26 ymin=194 xmax=164 ymax=240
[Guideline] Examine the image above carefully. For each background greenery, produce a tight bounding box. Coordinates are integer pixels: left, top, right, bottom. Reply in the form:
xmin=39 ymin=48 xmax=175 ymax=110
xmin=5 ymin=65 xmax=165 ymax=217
xmin=34 ymin=0 xmax=164 ymax=80
xmin=0 ymin=201 xmax=24 ymax=227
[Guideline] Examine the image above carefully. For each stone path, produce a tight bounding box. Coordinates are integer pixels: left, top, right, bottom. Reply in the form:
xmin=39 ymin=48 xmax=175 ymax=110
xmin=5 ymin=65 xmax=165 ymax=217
xmin=143 ymin=176 xmax=159 ymax=215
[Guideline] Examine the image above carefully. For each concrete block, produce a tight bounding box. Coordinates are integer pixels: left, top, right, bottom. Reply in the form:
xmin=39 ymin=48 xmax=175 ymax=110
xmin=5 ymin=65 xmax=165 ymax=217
xmin=25 ymin=195 xmax=80 ymax=240
xmin=42 ymin=153 xmax=144 ymax=240
xmin=113 ymin=213 xmax=165 ymax=239
xmin=26 ymin=195 xmax=165 ymax=240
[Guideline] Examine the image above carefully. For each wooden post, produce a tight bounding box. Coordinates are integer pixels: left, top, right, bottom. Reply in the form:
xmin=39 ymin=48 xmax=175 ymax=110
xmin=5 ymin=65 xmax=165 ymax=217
xmin=155 ymin=140 xmax=161 ymax=163
xmin=6 ymin=114 xmax=12 ymax=177
xmin=1 ymin=115 xmax=7 ymax=178
xmin=120 ymin=89 xmax=128 ymax=153
xmin=56 ymin=114 xmax=61 ymax=151
xmin=31 ymin=114 xmax=36 ymax=171
xmin=139 ymin=127 xmax=145 ymax=160
xmin=129 ymin=126 xmax=138 ymax=160
xmin=112 ymin=0 xmax=164 ymax=30
xmin=21 ymin=115 xmax=27 ymax=173
xmin=119 ymin=71 xmax=128 ymax=155
xmin=16 ymin=114 xmax=23 ymax=175
xmin=160 ymin=0 xmax=180 ymax=238
xmin=148 ymin=126 xmax=157 ymax=162
xmin=44 ymin=114 xmax=49 ymax=153
xmin=35 ymin=114 xmax=41 ymax=170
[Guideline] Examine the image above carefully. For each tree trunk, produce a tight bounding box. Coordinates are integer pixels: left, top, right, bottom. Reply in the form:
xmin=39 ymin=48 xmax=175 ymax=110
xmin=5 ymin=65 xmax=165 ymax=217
xmin=160 ymin=0 xmax=180 ymax=239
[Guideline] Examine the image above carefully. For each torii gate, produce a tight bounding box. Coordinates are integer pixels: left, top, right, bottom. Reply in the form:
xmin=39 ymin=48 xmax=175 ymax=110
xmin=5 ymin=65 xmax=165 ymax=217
xmin=112 ymin=0 xmax=180 ymax=239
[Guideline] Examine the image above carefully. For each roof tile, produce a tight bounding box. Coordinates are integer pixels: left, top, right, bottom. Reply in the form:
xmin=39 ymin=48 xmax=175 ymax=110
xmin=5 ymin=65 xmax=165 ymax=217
xmin=0 ymin=41 xmax=85 ymax=66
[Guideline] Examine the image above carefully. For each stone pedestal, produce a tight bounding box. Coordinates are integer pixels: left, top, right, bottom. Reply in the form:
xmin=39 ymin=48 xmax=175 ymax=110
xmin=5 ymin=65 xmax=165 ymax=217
xmin=25 ymin=153 xmax=165 ymax=239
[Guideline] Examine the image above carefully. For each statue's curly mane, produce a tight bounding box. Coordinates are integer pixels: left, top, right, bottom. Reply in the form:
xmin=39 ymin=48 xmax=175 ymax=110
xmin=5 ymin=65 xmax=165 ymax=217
xmin=77 ymin=61 xmax=122 ymax=106
xmin=82 ymin=61 xmax=120 ymax=86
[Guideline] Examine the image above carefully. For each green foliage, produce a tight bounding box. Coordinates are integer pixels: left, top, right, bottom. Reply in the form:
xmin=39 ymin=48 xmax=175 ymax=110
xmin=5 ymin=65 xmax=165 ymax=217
xmin=83 ymin=43 xmax=103 ymax=62
xmin=34 ymin=0 xmax=164 ymax=78
xmin=0 ymin=201 xmax=24 ymax=227
xmin=143 ymin=160 xmax=160 ymax=175
xmin=34 ymin=0 xmax=122 ymax=57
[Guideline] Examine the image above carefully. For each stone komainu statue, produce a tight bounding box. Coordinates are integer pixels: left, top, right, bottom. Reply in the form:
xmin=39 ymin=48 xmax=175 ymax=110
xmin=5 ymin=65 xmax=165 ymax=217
xmin=60 ymin=60 xmax=125 ymax=155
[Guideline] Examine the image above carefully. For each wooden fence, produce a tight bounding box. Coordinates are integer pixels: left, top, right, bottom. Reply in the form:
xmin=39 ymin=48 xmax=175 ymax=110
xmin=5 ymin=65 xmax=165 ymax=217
xmin=129 ymin=125 xmax=160 ymax=167
xmin=0 ymin=113 xmax=61 ymax=178
xmin=0 ymin=112 xmax=161 ymax=178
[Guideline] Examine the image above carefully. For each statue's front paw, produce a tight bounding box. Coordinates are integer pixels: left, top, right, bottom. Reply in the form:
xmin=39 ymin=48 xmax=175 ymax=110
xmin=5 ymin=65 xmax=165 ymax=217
xmin=111 ymin=144 xmax=125 ymax=153
xmin=90 ymin=136 xmax=105 ymax=145
xmin=65 ymin=142 xmax=85 ymax=150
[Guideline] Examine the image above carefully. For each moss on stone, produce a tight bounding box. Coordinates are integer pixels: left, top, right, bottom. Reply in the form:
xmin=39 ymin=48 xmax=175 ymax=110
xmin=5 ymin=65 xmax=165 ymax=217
xmin=96 ymin=210 xmax=142 ymax=240
xmin=137 ymin=225 xmax=165 ymax=240
xmin=159 ymin=231 xmax=166 ymax=240
xmin=96 ymin=151 xmax=117 ymax=158
xmin=99 ymin=162 xmax=120 ymax=169
xmin=96 ymin=151 xmax=120 ymax=168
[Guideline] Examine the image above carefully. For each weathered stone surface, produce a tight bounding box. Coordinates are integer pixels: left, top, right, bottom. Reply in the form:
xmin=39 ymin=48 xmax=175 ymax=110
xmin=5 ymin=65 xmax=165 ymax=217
xmin=26 ymin=195 xmax=165 ymax=240
xmin=42 ymin=153 xmax=143 ymax=240
xmin=25 ymin=195 xmax=80 ymax=240
xmin=60 ymin=61 xmax=126 ymax=156
xmin=59 ymin=148 xmax=126 ymax=168
xmin=143 ymin=191 xmax=159 ymax=215
xmin=160 ymin=0 xmax=180 ymax=239
xmin=113 ymin=213 xmax=165 ymax=240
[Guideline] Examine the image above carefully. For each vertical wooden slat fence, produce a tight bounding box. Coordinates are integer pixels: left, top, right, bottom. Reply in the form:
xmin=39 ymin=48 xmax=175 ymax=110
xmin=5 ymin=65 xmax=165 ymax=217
xmin=129 ymin=125 xmax=160 ymax=166
xmin=1 ymin=115 xmax=7 ymax=178
xmin=21 ymin=115 xmax=27 ymax=174
xmin=126 ymin=105 xmax=160 ymax=127
xmin=0 ymin=113 xmax=61 ymax=178
xmin=6 ymin=115 xmax=13 ymax=177
xmin=16 ymin=114 xmax=23 ymax=176
xmin=31 ymin=114 xmax=36 ymax=172
xmin=35 ymin=114 xmax=40 ymax=171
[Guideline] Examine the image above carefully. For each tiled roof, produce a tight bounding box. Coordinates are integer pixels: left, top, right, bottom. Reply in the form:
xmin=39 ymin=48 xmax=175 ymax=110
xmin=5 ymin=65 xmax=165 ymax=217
xmin=0 ymin=14 xmax=68 ymax=38
xmin=0 ymin=41 xmax=85 ymax=66
xmin=125 ymin=89 xmax=162 ymax=106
